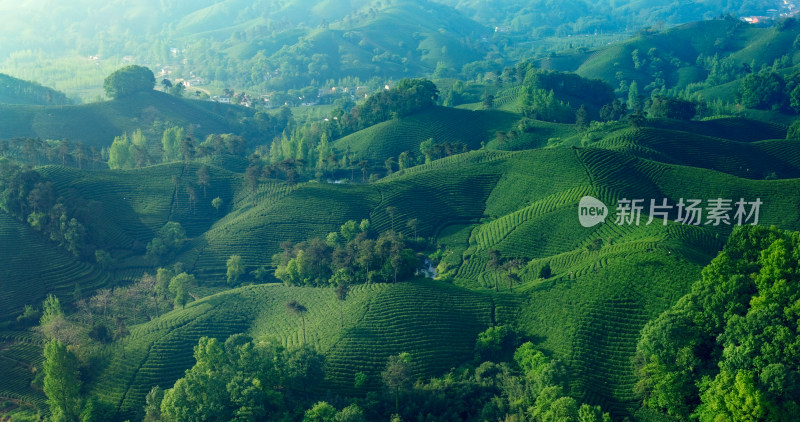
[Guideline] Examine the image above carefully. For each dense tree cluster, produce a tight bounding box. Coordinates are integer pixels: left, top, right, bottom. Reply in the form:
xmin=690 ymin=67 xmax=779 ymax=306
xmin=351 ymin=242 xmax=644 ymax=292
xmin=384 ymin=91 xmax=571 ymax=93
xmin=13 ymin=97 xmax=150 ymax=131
xmin=737 ymin=70 xmax=800 ymax=113
xmin=787 ymin=119 xmax=800 ymax=141
xmin=418 ymin=138 xmax=468 ymax=164
xmin=0 ymin=72 xmax=70 ymax=105
xmin=133 ymin=326 xmax=612 ymax=422
xmin=647 ymin=95 xmax=698 ymax=120
xmin=107 ymin=130 xmax=150 ymax=169
xmin=517 ymin=66 xmax=614 ymax=123
xmin=102 ymin=65 xmax=155 ymax=99
xmin=363 ymin=328 xmax=612 ymax=421
xmin=635 ymin=225 xmax=800 ymax=420
xmin=274 ymin=219 xmax=420 ymax=287
xmin=159 ymin=335 xmax=325 ymax=421
xmin=145 ymin=222 xmax=187 ymax=263
xmin=327 ymin=78 xmax=439 ymax=137
xmin=31 ymin=265 xmax=198 ymax=353
xmin=0 ymin=138 xmax=101 ymax=170
xmin=0 ymin=158 xmax=95 ymax=258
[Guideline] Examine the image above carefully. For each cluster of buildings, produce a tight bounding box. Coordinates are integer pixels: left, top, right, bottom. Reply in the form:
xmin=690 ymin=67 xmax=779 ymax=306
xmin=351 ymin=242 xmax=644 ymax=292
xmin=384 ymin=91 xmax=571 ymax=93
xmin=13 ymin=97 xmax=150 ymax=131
xmin=741 ymin=0 xmax=798 ymax=24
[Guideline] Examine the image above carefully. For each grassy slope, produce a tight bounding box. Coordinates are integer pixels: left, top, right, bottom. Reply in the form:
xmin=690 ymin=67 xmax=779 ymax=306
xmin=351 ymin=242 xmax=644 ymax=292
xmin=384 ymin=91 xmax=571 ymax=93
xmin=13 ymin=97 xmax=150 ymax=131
xmin=541 ymin=19 xmax=800 ymax=94
xmin=3 ymin=114 xmax=800 ymax=419
xmin=0 ymin=212 xmax=109 ymax=319
xmin=333 ymin=106 xmax=518 ymax=161
xmin=0 ymin=162 xmax=242 ymax=321
xmin=209 ymin=0 xmax=489 ymax=81
xmin=120 ymin=120 xmax=800 ymax=418
xmin=0 ymin=91 xmax=249 ymax=147
xmin=0 ymin=73 xmax=69 ymax=106
xmin=89 ymin=280 xmax=494 ymax=420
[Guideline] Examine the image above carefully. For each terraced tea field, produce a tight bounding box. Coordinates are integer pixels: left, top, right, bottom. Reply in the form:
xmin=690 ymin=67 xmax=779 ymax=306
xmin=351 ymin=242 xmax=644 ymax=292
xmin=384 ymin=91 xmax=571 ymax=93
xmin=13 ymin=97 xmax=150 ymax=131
xmin=0 ymin=332 xmax=46 ymax=414
xmin=333 ymin=106 xmax=517 ymax=161
xmin=4 ymin=108 xmax=800 ymax=421
xmin=0 ymin=91 xmax=249 ymax=147
xmin=0 ymin=212 xmax=108 ymax=318
xmin=91 ymin=280 xmax=493 ymax=420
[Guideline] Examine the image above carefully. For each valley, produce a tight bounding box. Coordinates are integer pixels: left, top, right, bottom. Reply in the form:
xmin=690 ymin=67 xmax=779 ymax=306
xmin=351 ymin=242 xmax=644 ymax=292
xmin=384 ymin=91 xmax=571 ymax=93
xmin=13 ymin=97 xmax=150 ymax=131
xmin=1 ymin=1 xmax=800 ymax=421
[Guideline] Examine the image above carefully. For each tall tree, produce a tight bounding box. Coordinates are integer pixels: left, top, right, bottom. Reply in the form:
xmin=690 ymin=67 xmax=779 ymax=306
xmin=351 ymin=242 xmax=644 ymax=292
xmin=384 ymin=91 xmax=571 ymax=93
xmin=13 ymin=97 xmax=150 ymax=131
xmin=212 ymin=196 xmax=223 ymax=215
xmin=113 ymin=316 xmax=130 ymax=358
xmin=143 ymin=386 xmax=164 ymax=422
xmin=575 ymin=104 xmax=588 ymax=130
xmin=43 ymin=340 xmax=81 ymax=422
xmin=406 ymin=218 xmax=419 ymax=240
xmin=139 ymin=273 xmax=160 ymax=319
xmin=40 ymin=293 xmax=64 ymax=327
xmin=103 ymin=65 xmax=155 ymax=99
xmin=286 ymin=300 xmax=309 ymax=344
xmin=382 ymin=352 xmax=413 ymax=414
xmin=486 ymin=249 xmax=501 ymax=292
xmin=503 ymin=259 xmax=523 ymax=293
xmin=226 ymin=254 xmax=245 ymax=286
xmin=386 ymin=206 xmax=397 ymax=231
xmin=335 ymin=283 xmax=349 ymax=329
xmin=108 ymin=133 xmax=135 ymax=169
xmin=628 ymin=80 xmax=642 ymax=113
xmin=196 ymin=165 xmax=210 ymax=198
xmin=161 ymin=126 xmax=184 ymax=163
xmin=169 ymin=272 xmax=194 ymax=309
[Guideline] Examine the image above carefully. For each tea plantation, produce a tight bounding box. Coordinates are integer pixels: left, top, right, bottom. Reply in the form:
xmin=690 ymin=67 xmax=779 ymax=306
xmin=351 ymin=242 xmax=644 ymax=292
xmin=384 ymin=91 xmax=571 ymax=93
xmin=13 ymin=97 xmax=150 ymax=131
xmin=2 ymin=110 xmax=800 ymax=420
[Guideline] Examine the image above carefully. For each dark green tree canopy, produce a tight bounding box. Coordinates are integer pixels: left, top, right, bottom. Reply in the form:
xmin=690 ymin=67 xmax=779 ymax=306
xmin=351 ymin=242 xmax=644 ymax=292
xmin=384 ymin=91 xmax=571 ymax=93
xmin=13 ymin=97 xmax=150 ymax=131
xmin=635 ymin=225 xmax=800 ymax=420
xmin=648 ymin=95 xmax=697 ymax=120
xmin=103 ymin=65 xmax=155 ymax=99
xmin=738 ymin=71 xmax=786 ymax=110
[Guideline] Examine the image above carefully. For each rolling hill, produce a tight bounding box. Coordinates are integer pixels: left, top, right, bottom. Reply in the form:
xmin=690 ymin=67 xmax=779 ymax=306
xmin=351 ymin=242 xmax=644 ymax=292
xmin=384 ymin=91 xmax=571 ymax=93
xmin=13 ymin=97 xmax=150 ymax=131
xmin=0 ymin=91 xmax=253 ymax=147
xmin=536 ymin=18 xmax=800 ymax=101
xmin=4 ymin=8 xmax=800 ymax=420
xmin=0 ymin=73 xmax=69 ymax=106
xmin=3 ymin=109 xmax=800 ymax=419
xmin=332 ymin=106 xmax=518 ymax=161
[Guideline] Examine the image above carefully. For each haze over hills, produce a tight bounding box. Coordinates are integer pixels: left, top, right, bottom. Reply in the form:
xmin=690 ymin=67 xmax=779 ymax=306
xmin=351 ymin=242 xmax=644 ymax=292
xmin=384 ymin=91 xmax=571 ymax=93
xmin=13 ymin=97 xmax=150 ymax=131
xmin=0 ymin=73 xmax=69 ymax=106
xmin=0 ymin=0 xmax=790 ymax=101
xmin=2 ymin=1 xmax=800 ymax=421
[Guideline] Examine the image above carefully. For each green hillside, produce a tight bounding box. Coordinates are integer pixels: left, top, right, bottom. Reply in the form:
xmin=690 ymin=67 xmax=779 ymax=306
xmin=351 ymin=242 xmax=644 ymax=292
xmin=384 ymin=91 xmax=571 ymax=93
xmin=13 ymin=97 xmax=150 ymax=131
xmin=534 ymin=19 xmax=800 ymax=102
xmin=333 ymin=106 xmax=517 ymax=161
xmin=82 ymin=280 xmax=494 ymax=420
xmin=0 ymin=211 xmax=108 ymax=319
xmin=5 ymin=7 xmax=800 ymax=419
xmin=0 ymin=91 xmax=252 ymax=147
xmin=3 ymin=111 xmax=797 ymax=418
xmin=0 ymin=73 xmax=69 ymax=106
xmin=207 ymin=0 xmax=490 ymax=89
xmin=0 ymin=0 xmax=492 ymax=98
xmin=439 ymin=0 xmax=780 ymax=34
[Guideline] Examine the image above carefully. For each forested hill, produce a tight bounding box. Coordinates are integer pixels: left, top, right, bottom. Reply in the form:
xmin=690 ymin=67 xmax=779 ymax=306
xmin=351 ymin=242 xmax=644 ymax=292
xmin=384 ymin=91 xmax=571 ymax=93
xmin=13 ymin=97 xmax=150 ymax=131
xmin=3 ymin=2 xmax=800 ymax=421
xmin=0 ymin=73 xmax=69 ymax=105
xmin=0 ymin=0 xmax=788 ymax=100
xmin=0 ymin=90 xmax=256 ymax=147
xmin=439 ymin=0 xmax=785 ymax=32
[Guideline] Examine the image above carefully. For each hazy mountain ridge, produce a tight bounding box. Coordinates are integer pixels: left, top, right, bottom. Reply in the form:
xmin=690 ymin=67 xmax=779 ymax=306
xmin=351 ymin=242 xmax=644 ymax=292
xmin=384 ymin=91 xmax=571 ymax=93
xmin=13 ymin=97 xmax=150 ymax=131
xmin=0 ymin=0 xmax=788 ymax=100
xmin=0 ymin=72 xmax=69 ymax=105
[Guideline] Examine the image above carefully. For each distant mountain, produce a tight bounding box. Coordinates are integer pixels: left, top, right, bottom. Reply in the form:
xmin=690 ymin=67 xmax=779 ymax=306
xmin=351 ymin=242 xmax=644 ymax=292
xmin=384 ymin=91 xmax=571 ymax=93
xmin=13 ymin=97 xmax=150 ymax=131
xmin=0 ymin=73 xmax=69 ymax=105
xmin=438 ymin=0 xmax=786 ymax=33
xmin=1 ymin=0 xmax=788 ymax=98
xmin=198 ymin=0 xmax=490 ymax=89
xmin=532 ymin=18 xmax=800 ymax=103
xmin=0 ymin=0 xmax=491 ymax=96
